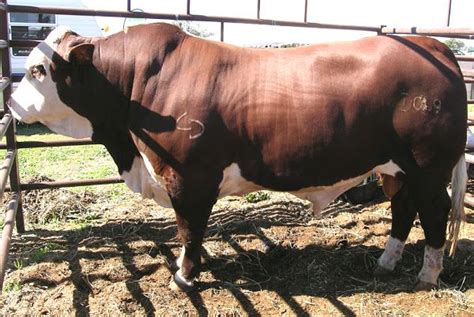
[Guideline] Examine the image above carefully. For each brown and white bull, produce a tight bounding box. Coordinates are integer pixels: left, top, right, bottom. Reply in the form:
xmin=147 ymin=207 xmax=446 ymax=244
xmin=9 ymin=23 xmax=467 ymax=291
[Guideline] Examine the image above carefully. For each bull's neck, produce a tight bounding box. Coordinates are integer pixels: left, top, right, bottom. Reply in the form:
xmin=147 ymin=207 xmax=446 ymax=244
xmin=92 ymin=37 xmax=134 ymax=105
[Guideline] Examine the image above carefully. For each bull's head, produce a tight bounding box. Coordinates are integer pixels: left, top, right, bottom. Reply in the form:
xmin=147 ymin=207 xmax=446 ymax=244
xmin=9 ymin=26 xmax=94 ymax=138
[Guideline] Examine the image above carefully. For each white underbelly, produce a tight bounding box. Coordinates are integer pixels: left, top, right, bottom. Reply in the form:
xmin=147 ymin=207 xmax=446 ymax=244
xmin=120 ymin=152 xmax=403 ymax=213
xmin=218 ymin=161 xmax=403 ymax=215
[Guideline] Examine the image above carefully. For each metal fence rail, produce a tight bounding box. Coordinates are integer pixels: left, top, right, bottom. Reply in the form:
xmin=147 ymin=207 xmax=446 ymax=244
xmin=0 ymin=77 xmax=9 ymax=91
xmin=0 ymin=138 xmax=93 ymax=149
xmin=0 ymin=150 xmax=16 ymax=199
xmin=1 ymin=0 xmax=474 ymax=292
xmin=0 ymin=194 xmax=19 ymax=292
xmin=0 ymin=113 xmax=12 ymax=138
xmin=381 ymin=26 xmax=474 ymax=39
xmin=7 ymin=4 xmax=382 ymax=33
xmin=10 ymin=176 xmax=124 ymax=191
xmin=0 ymin=0 xmax=22 ymax=292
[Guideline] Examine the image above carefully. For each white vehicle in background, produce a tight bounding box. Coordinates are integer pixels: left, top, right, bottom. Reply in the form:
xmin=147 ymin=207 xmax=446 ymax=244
xmin=8 ymin=0 xmax=102 ymax=76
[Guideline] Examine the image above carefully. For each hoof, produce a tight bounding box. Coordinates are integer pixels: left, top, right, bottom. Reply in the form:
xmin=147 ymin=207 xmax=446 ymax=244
xmin=414 ymin=281 xmax=437 ymax=292
xmin=373 ymin=265 xmax=393 ymax=278
xmin=169 ymin=272 xmax=195 ymax=292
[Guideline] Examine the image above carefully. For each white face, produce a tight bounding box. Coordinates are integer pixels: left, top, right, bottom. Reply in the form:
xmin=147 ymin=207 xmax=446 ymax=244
xmin=9 ymin=26 xmax=93 ymax=138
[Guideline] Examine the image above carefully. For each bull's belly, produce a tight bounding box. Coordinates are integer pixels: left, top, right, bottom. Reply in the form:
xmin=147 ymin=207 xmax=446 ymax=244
xmin=120 ymin=153 xmax=403 ymax=213
xmin=218 ymin=161 xmax=403 ymax=215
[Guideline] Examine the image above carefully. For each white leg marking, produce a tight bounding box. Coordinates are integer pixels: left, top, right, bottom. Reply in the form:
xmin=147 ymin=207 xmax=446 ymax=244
xmin=418 ymin=245 xmax=444 ymax=285
xmin=176 ymin=246 xmax=185 ymax=269
xmin=175 ymin=269 xmax=195 ymax=287
xmin=377 ymin=237 xmax=405 ymax=271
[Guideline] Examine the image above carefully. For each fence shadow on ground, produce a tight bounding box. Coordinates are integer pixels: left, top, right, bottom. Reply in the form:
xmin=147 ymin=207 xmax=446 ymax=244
xmin=8 ymin=198 xmax=474 ymax=316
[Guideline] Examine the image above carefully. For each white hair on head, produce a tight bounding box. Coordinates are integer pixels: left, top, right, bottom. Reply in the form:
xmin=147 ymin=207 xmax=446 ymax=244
xmin=9 ymin=25 xmax=93 ymax=138
xmin=44 ymin=25 xmax=74 ymax=47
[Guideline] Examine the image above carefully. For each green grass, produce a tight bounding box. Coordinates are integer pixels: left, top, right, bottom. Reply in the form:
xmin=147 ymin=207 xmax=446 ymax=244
xmin=14 ymin=123 xmax=116 ymax=181
xmin=1 ymin=122 xmax=129 ymax=198
xmin=17 ymin=142 xmax=116 ymax=181
xmin=13 ymin=258 xmax=23 ymax=270
xmin=468 ymin=104 xmax=474 ymax=113
xmin=29 ymin=243 xmax=63 ymax=263
xmin=3 ymin=280 xmax=21 ymax=293
xmin=244 ymin=191 xmax=271 ymax=203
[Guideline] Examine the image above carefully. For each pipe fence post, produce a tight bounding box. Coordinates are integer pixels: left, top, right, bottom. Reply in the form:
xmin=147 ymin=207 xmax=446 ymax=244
xmin=0 ymin=0 xmax=23 ymax=234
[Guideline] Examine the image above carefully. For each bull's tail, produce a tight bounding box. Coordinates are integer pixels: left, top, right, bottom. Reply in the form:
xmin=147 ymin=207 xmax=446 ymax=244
xmin=447 ymin=154 xmax=467 ymax=256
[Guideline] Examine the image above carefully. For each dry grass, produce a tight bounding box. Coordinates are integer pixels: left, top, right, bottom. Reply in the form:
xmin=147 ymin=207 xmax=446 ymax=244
xmin=0 ymin=188 xmax=472 ymax=316
xmin=21 ymin=176 xmax=104 ymax=225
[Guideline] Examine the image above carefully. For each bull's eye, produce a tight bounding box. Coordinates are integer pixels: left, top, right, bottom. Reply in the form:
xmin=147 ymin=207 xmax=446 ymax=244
xmin=30 ymin=64 xmax=46 ymax=80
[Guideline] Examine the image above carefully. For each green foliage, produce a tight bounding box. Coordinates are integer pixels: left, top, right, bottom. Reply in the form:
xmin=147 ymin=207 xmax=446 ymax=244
xmin=29 ymin=243 xmax=63 ymax=263
xmin=174 ymin=21 xmax=213 ymax=38
xmin=3 ymin=280 xmax=21 ymax=293
xmin=13 ymin=258 xmax=24 ymax=270
xmin=279 ymin=43 xmax=304 ymax=48
xmin=444 ymin=38 xmax=465 ymax=51
xmin=71 ymin=212 xmax=101 ymax=231
xmin=244 ymin=191 xmax=271 ymax=203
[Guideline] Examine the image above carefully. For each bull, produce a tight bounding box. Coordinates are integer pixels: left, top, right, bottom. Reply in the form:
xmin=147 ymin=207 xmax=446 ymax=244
xmin=9 ymin=23 xmax=467 ymax=291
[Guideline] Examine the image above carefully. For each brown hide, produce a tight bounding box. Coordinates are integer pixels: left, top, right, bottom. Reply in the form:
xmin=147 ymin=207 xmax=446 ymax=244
xmin=54 ymin=24 xmax=466 ymax=192
xmin=42 ymin=23 xmax=467 ymax=289
xmin=383 ymin=175 xmax=403 ymax=199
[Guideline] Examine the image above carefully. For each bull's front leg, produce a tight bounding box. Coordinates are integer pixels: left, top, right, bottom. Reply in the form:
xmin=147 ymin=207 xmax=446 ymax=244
xmin=165 ymin=169 xmax=219 ymax=291
xmin=170 ymin=205 xmax=213 ymax=291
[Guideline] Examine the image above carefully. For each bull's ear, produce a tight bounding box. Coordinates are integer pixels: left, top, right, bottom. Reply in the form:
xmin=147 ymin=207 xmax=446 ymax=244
xmin=67 ymin=43 xmax=94 ymax=65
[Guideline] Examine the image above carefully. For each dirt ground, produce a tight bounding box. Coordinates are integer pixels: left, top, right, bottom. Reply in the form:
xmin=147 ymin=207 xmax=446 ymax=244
xmin=0 ymin=185 xmax=473 ymax=316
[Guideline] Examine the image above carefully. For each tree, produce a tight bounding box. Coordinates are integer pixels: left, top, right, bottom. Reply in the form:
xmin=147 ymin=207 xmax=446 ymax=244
xmin=444 ymin=38 xmax=465 ymax=52
xmin=174 ymin=21 xmax=213 ymax=38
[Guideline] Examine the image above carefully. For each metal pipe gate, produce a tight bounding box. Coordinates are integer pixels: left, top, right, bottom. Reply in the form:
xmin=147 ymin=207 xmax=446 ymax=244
xmin=1 ymin=0 xmax=474 ymax=291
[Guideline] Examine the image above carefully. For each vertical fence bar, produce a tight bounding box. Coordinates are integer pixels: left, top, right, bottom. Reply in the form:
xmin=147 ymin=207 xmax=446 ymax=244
xmin=0 ymin=0 xmax=23 ymax=291
xmin=257 ymin=0 xmax=261 ymax=19
xmin=220 ymin=22 xmax=224 ymax=42
xmin=304 ymin=0 xmax=308 ymax=23
xmin=0 ymin=0 xmax=23 ymax=233
xmin=6 ymin=131 xmax=22 ymax=233
xmin=126 ymin=0 xmax=131 ymax=12
xmin=447 ymin=0 xmax=452 ymax=26
xmin=0 ymin=194 xmax=19 ymax=291
xmin=187 ymin=0 xmax=191 ymax=15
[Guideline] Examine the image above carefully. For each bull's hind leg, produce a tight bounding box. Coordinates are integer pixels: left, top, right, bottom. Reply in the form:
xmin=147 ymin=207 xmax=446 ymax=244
xmin=375 ymin=182 xmax=417 ymax=276
xmin=415 ymin=185 xmax=451 ymax=290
